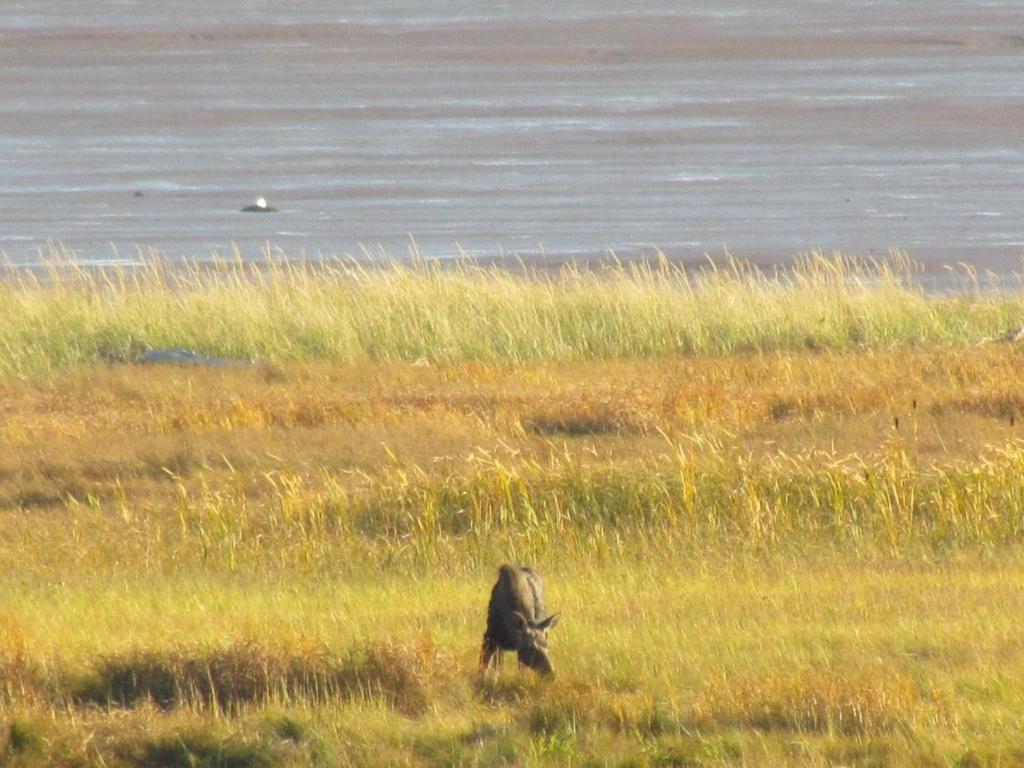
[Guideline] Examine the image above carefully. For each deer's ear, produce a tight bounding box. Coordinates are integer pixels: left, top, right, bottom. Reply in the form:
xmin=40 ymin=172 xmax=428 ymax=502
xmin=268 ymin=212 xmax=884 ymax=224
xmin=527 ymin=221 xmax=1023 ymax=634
xmin=538 ymin=613 xmax=560 ymax=631
xmin=511 ymin=611 xmax=529 ymax=631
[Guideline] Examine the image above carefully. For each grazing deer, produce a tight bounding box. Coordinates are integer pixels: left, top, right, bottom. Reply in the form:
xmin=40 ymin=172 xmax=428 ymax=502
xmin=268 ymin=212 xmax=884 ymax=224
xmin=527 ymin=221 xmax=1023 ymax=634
xmin=480 ymin=564 xmax=560 ymax=676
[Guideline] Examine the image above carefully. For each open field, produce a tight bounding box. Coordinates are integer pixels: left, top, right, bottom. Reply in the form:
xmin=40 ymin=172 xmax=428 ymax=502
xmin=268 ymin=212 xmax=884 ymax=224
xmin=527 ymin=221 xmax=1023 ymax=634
xmin=4 ymin=256 xmax=1024 ymax=766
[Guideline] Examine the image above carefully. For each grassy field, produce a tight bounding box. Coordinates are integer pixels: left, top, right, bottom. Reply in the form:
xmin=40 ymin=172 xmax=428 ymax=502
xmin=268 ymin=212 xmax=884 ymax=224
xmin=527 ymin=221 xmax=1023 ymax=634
xmin=3 ymin=254 xmax=1024 ymax=766
xmin=2 ymin=248 xmax=1024 ymax=376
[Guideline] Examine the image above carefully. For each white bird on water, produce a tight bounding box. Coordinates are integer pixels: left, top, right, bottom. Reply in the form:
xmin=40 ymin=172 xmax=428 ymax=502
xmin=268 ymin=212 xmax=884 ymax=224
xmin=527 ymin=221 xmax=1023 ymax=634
xmin=241 ymin=196 xmax=277 ymax=213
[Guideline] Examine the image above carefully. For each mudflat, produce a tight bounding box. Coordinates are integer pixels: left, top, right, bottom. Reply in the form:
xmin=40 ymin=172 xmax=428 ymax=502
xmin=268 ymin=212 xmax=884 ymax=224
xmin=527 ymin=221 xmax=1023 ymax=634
xmin=2 ymin=2 xmax=1023 ymax=269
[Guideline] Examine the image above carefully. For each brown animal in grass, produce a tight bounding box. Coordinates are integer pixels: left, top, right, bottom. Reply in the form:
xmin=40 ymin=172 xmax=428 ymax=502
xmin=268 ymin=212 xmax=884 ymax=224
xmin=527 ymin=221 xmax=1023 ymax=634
xmin=480 ymin=563 xmax=560 ymax=676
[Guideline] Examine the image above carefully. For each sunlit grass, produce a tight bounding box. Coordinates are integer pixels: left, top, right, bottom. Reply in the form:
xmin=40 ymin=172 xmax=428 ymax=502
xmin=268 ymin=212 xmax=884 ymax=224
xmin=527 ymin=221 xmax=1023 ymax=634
xmin=3 ymin=561 xmax=1023 ymax=765
xmin=5 ymin=255 xmax=1024 ymax=765
xmin=2 ymin=246 xmax=1023 ymax=376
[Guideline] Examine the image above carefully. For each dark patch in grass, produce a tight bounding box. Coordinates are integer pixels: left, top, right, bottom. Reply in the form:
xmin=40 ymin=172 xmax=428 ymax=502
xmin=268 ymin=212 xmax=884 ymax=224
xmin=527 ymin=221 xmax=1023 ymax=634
xmin=767 ymin=398 xmax=797 ymax=422
xmin=10 ymin=487 xmax=75 ymax=511
xmin=267 ymin=715 xmax=306 ymax=744
xmin=76 ymin=640 xmax=430 ymax=715
xmin=952 ymin=751 xmax=985 ymax=768
xmin=644 ymin=742 xmax=705 ymax=768
xmin=523 ymin=413 xmax=627 ymax=436
xmin=473 ymin=674 xmax=535 ymax=705
xmin=263 ymin=714 xmax=331 ymax=764
xmin=79 ymin=651 xmax=180 ymax=708
xmin=130 ymin=730 xmax=276 ymax=768
xmin=5 ymin=718 xmax=43 ymax=755
xmin=944 ymin=394 xmax=1024 ymax=421
xmin=140 ymin=448 xmax=202 ymax=479
xmin=458 ymin=722 xmax=504 ymax=744
xmin=824 ymin=738 xmax=894 ymax=768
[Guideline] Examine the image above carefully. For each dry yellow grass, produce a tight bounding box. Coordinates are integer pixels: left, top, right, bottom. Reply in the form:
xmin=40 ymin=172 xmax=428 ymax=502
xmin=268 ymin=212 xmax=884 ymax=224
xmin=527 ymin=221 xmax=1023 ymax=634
xmin=2 ymin=348 xmax=1024 ymax=766
xmin=4 ymin=346 xmax=1024 ymax=512
xmin=4 ymin=250 xmax=1024 ymax=765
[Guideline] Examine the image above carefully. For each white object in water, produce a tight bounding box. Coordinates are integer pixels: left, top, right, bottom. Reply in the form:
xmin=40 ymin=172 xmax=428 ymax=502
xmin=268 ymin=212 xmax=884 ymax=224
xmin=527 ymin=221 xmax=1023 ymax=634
xmin=242 ymin=196 xmax=277 ymax=213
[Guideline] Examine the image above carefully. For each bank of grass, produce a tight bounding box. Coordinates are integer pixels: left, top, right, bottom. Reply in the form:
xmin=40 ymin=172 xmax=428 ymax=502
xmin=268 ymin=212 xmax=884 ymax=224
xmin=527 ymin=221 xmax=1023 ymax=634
xmin=3 ymin=561 xmax=1024 ymax=766
xmin=5 ymin=256 xmax=1024 ymax=764
xmin=1 ymin=248 xmax=1023 ymax=376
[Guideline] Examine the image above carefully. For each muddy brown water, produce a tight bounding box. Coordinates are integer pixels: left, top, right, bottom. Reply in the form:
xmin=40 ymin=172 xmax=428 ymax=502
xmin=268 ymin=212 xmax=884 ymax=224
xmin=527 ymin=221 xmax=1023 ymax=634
xmin=2 ymin=2 xmax=1023 ymax=276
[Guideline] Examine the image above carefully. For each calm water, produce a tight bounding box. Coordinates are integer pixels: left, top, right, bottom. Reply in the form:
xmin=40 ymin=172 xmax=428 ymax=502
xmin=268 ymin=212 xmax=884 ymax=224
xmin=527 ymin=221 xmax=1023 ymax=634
xmin=2 ymin=2 xmax=1023 ymax=270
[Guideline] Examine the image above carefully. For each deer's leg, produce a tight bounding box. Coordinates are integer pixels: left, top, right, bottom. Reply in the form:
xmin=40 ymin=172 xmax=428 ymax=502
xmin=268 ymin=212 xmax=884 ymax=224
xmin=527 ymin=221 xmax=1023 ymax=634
xmin=479 ymin=637 xmax=500 ymax=671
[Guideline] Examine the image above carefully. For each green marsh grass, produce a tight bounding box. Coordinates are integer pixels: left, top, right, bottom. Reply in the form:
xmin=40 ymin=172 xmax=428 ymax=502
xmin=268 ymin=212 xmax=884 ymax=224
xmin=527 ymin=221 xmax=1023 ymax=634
xmin=2 ymin=247 xmax=1024 ymax=376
